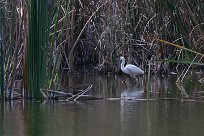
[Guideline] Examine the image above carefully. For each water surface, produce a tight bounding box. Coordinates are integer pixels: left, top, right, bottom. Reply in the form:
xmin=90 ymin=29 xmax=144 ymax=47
xmin=1 ymin=72 xmax=204 ymax=136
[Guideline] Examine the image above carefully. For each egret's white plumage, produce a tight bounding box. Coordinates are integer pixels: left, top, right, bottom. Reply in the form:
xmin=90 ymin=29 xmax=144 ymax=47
xmin=120 ymin=56 xmax=144 ymax=77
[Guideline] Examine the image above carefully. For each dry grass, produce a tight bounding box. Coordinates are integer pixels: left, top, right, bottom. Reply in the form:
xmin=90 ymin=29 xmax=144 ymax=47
xmin=0 ymin=0 xmax=204 ymax=99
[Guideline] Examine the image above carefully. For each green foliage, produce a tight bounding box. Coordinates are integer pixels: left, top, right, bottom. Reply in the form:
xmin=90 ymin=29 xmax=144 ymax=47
xmin=156 ymin=59 xmax=204 ymax=66
xmin=25 ymin=0 xmax=49 ymax=98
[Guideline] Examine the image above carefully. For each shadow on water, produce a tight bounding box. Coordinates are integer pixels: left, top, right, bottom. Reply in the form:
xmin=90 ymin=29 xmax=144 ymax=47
xmin=1 ymin=72 xmax=204 ymax=136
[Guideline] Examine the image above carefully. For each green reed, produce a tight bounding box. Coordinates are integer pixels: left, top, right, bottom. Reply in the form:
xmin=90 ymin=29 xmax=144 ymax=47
xmin=24 ymin=0 xmax=49 ymax=98
xmin=47 ymin=0 xmax=72 ymax=89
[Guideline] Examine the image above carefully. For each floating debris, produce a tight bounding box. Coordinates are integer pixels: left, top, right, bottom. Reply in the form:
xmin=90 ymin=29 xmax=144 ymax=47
xmin=41 ymin=84 xmax=101 ymax=101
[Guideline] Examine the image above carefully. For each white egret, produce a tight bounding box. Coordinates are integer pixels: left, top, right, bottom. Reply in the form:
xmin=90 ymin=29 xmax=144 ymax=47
xmin=120 ymin=56 xmax=144 ymax=77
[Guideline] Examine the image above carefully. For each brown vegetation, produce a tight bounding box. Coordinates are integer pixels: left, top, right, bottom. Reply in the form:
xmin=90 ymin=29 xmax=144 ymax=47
xmin=0 ymin=0 xmax=204 ymax=99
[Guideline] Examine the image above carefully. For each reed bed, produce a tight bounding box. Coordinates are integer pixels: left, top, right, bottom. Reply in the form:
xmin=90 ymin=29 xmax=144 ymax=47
xmin=0 ymin=0 xmax=204 ymax=99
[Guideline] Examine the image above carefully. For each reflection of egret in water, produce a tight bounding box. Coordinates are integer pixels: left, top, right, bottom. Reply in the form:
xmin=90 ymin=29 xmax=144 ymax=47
xmin=120 ymin=74 xmax=144 ymax=100
xmin=121 ymin=89 xmax=144 ymax=100
xmin=120 ymin=83 xmax=151 ymax=136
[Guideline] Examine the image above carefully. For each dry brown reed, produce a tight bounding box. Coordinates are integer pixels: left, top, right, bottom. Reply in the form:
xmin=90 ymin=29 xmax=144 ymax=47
xmin=0 ymin=0 xmax=204 ymax=99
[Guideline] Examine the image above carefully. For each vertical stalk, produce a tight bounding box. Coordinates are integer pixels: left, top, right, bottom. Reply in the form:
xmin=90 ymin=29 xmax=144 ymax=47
xmin=110 ymin=0 xmax=116 ymax=70
xmin=25 ymin=0 xmax=49 ymax=98
xmin=49 ymin=0 xmax=71 ymax=88
xmin=9 ymin=0 xmax=18 ymax=99
xmin=0 ymin=3 xmax=4 ymax=100
xmin=147 ymin=61 xmax=151 ymax=100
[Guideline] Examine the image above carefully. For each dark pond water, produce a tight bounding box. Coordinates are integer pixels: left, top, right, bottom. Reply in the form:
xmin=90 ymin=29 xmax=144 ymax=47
xmin=1 ymin=72 xmax=204 ymax=136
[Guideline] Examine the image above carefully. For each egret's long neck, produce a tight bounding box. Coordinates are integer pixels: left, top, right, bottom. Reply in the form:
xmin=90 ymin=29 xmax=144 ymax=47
xmin=121 ymin=59 xmax=125 ymax=72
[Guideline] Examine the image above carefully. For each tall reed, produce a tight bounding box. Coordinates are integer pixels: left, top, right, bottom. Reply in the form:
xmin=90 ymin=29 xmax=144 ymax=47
xmin=0 ymin=2 xmax=4 ymax=100
xmin=48 ymin=0 xmax=72 ymax=88
xmin=24 ymin=0 xmax=49 ymax=98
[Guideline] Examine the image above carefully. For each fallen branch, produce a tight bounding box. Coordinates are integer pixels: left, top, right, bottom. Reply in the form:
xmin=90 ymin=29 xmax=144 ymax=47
xmin=66 ymin=84 xmax=93 ymax=101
